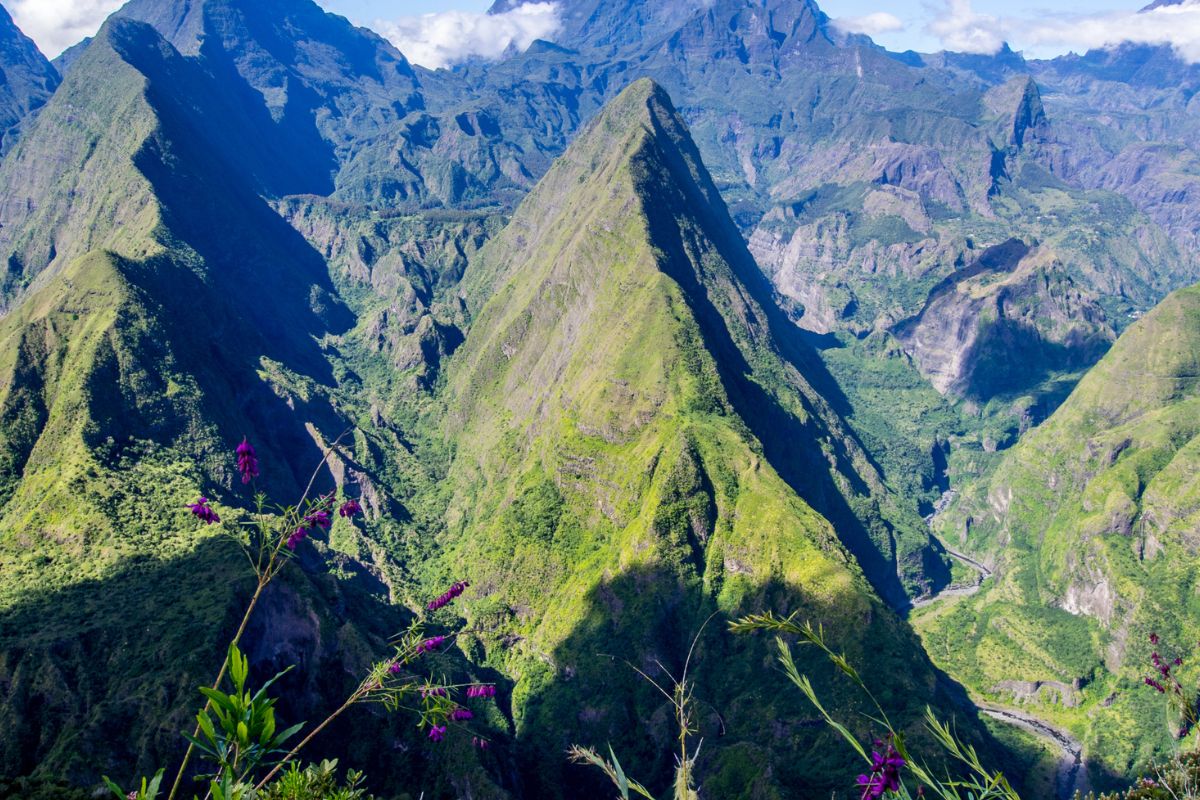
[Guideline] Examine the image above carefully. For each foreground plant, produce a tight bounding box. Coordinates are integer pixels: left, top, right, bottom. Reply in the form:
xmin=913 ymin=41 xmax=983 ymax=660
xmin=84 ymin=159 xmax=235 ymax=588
xmin=569 ymin=618 xmax=712 ymax=800
xmin=1089 ymin=633 xmax=1200 ymax=799
xmin=730 ymin=612 xmax=1021 ymax=800
xmin=103 ymin=436 xmax=495 ymax=799
xmin=1142 ymin=632 xmax=1200 ymax=749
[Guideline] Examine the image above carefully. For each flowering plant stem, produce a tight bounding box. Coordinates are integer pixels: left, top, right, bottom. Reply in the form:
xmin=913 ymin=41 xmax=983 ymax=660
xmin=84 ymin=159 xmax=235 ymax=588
xmin=165 ymin=572 xmax=266 ymax=800
xmin=166 ymin=434 xmax=349 ymax=800
xmin=254 ymin=691 xmax=360 ymax=790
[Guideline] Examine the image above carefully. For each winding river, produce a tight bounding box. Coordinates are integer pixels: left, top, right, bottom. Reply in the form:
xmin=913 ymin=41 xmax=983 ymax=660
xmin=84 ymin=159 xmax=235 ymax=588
xmin=914 ymin=540 xmax=1088 ymax=800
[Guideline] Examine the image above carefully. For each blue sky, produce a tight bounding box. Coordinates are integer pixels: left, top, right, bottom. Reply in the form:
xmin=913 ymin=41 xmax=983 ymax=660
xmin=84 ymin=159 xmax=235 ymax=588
xmin=8 ymin=0 xmax=1200 ymax=65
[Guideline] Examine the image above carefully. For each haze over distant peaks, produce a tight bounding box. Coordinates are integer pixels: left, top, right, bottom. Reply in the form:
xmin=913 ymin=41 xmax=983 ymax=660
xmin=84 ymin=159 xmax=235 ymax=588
xmin=0 ymin=3 xmax=59 ymax=152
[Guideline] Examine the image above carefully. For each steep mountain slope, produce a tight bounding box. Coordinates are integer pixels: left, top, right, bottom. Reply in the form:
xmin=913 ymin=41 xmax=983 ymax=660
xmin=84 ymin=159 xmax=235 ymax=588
xmin=1028 ymin=45 xmax=1200 ymax=253
xmin=440 ymin=0 xmax=1199 ymax=540
xmin=0 ymin=16 xmax=504 ymax=794
xmin=0 ymin=21 xmax=993 ymax=789
xmin=919 ymin=282 xmax=1200 ymax=785
xmin=0 ymin=3 xmax=59 ymax=153
xmin=108 ymin=0 xmax=563 ymax=210
xmin=435 ymin=76 xmax=984 ymax=797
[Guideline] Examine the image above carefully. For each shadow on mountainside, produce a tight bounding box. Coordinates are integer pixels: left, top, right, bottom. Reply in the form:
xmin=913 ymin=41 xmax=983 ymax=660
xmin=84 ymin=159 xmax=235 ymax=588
xmin=631 ymin=106 xmax=946 ymax=606
xmin=74 ymin=20 xmax=373 ymax=497
xmin=0 ymin=534 xmax=507 ymax=798
xmin=514 ymin=567 xmax=1022 ymax=799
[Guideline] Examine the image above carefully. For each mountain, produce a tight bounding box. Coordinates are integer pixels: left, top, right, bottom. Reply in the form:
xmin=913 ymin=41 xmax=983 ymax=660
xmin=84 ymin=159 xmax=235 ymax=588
xmin=0 ymin=15 xmax=506 ymax=793
xmin=440 ymin=2 xmax=1200 ymax=788
xmin=0 ymin=19 xmax=993 ymax=788
xmin=490 ymin=0 xmax=833 ymax=57
xmin=3 ymin=0 xmax=1200 ymax=793
xmin=0 ymin=3 xmax=59 ymax=153
xmin=434 ymin=76 xmax=992 ymax=797
xmin=443 ymin=0 xmax=1199 ymax=557
xmin=1021 ymin=43 xmax=1200 ymax=251
xmin=919 ymin=281 xmax=1200 ymax=784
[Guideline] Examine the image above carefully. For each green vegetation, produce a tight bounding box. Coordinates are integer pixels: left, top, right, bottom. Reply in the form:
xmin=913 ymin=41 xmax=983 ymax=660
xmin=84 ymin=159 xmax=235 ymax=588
xmin=916 ymin=282 xmax=1200 ymax=788
xmin=0 ymin=0 xmax=1197 ymax=794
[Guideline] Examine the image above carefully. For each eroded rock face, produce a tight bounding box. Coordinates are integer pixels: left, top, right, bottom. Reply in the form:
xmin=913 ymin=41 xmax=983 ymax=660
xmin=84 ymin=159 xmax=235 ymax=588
xmin=892 ymin=240 xmax=1113 ymax=399
xmin=280 ymin=197 xmax=497 ymax=382
xmin=993 ymin=679 xmax=1082 ymax=708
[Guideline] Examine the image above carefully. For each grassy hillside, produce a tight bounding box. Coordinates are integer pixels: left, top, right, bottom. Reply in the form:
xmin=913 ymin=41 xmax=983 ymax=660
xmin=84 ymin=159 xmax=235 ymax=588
xmin=919 ymin=281 xmax=1200 ymax=788
xmin=430 ymin=78 xmax=993 ymax=797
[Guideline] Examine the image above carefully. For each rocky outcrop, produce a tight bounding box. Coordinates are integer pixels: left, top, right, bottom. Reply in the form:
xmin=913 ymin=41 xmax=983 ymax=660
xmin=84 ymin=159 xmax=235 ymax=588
xmin=892 ymin=240 xmax=1113 ymax=399
xmin=280 ymin=198 xmax=499 ymax=381
xmin=993 ymin=680 xmax=1082 ymax=708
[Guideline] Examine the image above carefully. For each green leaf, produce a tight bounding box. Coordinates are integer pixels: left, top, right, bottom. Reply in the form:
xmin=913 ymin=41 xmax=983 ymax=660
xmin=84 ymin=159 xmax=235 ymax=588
xmin=199 ymin=687 xmax=237 ymax=717
xmin=272 ymin=721 xmax=306 ymax=749
xmin=259 ymin=709 xmax=276 ymax=745
xmin=609 ymin=745 xmax=630 ymax=799
xmin=181 ymin=732 xmax=220 ymax=760
xmin=250 ymin=664 xmax=294 ymax=706
xmin=101 ymin=776 xmax=128 ymax=800
xmin=196 ymin=711 xmax=217 ymax=744
xmin=230 ymin=644 xmax=248 ymax=693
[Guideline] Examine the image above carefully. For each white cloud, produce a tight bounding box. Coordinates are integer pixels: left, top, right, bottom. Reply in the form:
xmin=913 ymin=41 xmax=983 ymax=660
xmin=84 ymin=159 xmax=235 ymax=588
xmin=926 ymin=0 xmax=1006 ymax=55
xmin=1017 ymin=1 xmax=1200 ymax=62
xmin=374 ymin=2 xmax=562 ymax=70
xmin=921 ymin=0 xmax=1200 ymax=62
xmin=832 ymin=12 xmax=905 ymax=38
xmin=8 ymin=0 xmax=124 ymax=57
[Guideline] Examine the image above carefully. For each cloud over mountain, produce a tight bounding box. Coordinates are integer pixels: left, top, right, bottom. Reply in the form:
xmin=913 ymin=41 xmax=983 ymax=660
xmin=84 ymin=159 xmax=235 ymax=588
xmin=832 ymin=11 xmax=905 ymax=37
xmin=8 ymin=0 xmax=123 ymax=56
xmin=924 ymin=0 xmax=1200 ymax=60
xmin=373 ymin=2 xmax=562 ymax=69
xmin=926 ymin=0 xmax=1005 ymax=54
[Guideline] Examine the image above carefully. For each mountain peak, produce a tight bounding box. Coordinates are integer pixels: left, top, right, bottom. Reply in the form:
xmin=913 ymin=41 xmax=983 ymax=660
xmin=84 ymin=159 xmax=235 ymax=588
xmin=460 ymin=76 xmax=721 ymax=302
xmin=489 ymin=0 xmax=827 ymax=55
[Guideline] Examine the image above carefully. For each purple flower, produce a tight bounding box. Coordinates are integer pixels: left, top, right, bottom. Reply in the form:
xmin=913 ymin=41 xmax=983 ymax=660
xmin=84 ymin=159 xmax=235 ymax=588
xmin=855 ymin=742 xmax=904 ymax=799
xmin=427 ymin=581 xmax=470 ymax=612
xmin=286 ymin=527 xmax=306 ymax=551
xmin=305 ymin=508 xmax=332 ymax=530
xmin=418 ymin=636 xmax=446 ymax=654
xmin=467 ymin=684 xmax=497 ymax=699
xmin=339 ymin=499 xmax=362 ymax=518
xmin=472 ymin=736 xmax=489 ymax=750
xmin=236 ymin=438 xmax=259 ymax=484
xmin=188 ymin=497 xmax=220 ymax=525
xmin=388 ymin=662 xmax=403 ymax=675
xmin=1151 ymin=632 xmax=1160 ymax=645
xmin=1145 ymin=677 xmax=1166 ymax=693
xmin=421 ymin=687 xmax=448 ymax=699
xmin=428 ymin=725 xmax=446 ymax=743
xmin=451 ymin=708 xmax=473 ymax=721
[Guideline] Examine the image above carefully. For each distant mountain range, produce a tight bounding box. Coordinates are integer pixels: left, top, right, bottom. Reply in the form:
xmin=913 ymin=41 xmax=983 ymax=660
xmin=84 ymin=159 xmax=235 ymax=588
xmin=0 ymin=0 xmax=1199 ymax=796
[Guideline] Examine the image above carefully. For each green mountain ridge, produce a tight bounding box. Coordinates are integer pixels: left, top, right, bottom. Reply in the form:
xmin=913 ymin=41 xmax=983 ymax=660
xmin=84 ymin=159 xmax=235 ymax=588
xmin=0 ymin=17 xmax=480 ymax=792
xmin=918 ymin=280 xmax=1200 ymax=787
xmin=1 ymin=0 xmax=1199 ymax=794
xmin=0 ymin=44 xmax=1002 ymax=791
xmin=431 ymin=76 xmax=992 ymax=797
